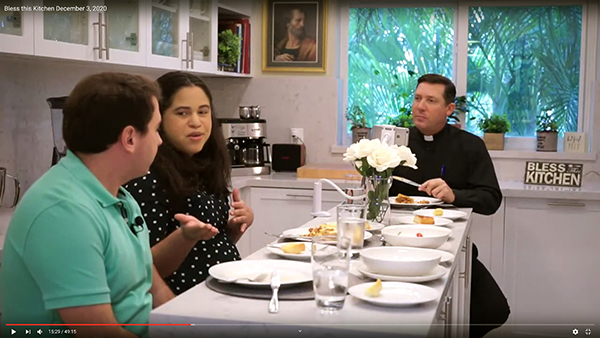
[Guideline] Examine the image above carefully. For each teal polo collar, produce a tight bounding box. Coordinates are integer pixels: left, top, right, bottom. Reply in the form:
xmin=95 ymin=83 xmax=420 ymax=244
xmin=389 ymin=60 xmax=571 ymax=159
xmin=59 ymin=150 xmax=123 ymax=208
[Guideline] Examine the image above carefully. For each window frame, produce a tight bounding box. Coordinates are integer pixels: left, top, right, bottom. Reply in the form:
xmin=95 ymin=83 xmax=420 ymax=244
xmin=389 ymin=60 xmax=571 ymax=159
xmin=338 ymin=0 xmax=598 ymax=155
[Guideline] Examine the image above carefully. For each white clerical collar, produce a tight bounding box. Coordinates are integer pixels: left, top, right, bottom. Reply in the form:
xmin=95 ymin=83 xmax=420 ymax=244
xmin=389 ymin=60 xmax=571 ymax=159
xmin=424 ymin=135 xmax=434 ymax=141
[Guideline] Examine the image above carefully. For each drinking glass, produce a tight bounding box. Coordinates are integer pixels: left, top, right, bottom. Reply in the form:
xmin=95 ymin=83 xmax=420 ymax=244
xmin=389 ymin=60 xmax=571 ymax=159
xmin=311 ymin=236 xmax=351 ymax=311
xmin=344 ymin=174 xmax=366 ymax=205
xmin=336 ymin=203 xmax=367 ymax=257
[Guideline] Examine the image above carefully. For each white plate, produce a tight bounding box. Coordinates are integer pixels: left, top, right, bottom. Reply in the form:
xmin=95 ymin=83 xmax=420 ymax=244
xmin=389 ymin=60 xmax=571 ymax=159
xmin=208 ymin=260 xmax=312 ymax=286
xmin=413 ymin=209 xmax=468 ymax=220
xmin=356 ymin=262 xmax=448 ymax=283
xmin=349 ymin=281 xmax=438 ymax=307
xmin=266 ymin=242 xmax=337 ymax=260
xmin=389 ymin=196 xmax=443 ymax=207
xmin=281 ymin=228 xmax=373 ymax=244
xmin=393 ymin=215 xmax=454 ymax=226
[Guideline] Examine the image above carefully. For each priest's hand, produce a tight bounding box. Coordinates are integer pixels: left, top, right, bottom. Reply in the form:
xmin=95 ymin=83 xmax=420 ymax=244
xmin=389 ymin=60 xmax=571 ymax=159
xmin=419 ymin=178 xmax=455 ymax=204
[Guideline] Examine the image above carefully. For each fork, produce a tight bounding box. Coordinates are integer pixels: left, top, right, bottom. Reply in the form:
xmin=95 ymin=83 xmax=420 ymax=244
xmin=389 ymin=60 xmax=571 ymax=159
xmin=217 ymin=272 xmax=268 ymax=283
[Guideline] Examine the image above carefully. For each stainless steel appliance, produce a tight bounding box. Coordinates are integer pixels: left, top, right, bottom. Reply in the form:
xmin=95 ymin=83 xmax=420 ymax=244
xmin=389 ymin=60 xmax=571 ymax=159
xmin=0 ymin=167 xmax=20 ymax=208
xmin=218 ymin=118 xmax=271 ymax=176
xmin=47 ymin=96 xmax=68 ymax=165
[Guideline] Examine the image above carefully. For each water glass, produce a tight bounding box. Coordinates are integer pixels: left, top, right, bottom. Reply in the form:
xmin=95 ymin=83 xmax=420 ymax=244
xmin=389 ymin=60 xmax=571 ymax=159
xmin=344 ymin=174 xmax=366 ymax=205
xmin=336 ymin=203 xmax=367 ymax=256
xmin=311 ymin=236 xmax=351 ymax=311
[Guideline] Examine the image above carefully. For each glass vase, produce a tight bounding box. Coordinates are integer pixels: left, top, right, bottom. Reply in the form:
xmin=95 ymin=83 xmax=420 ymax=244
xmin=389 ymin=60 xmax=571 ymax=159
xmin=365 ymin=175 xmax=392 ymax=223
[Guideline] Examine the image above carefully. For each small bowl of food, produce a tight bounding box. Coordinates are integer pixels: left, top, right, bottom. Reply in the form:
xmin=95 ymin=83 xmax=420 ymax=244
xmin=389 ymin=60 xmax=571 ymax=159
xmin=382 ymin=225 xmax=451 ymax=249
xmin=360 ymin=247 xmax=441 ymax=276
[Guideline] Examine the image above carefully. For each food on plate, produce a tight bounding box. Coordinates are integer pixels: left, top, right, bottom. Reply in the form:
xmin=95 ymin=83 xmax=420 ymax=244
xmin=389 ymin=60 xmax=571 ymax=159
xmin=433 ymin=208 xmax=444 ymax=216
xmin=280 ymin=243 xmax=305 ymax=254
xmin=395 ymin=193 xmax=430 ymax=204
xmin=395 ymin=193 xmax=414 ymax=204
xmin=304 ymin=221 xmax=371 ymax=237
xmin=304 ymin=224 xmax=337 ymax=237
xmin=365 ymin=279 xmax=383 ymax=297
xmin=416 ymin=233 xmax=423 ymax=237
xmin=414 ymin=215 xmax=435 ymax=224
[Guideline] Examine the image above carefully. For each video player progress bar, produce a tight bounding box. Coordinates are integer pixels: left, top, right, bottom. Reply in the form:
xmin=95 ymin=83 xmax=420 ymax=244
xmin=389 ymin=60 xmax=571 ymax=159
xmin=7 ymin=323 xmax=596 ymax=327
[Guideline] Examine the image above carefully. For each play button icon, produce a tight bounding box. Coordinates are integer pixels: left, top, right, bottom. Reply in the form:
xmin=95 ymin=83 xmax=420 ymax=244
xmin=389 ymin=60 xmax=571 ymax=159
xmin=11 ymin=329 xmax=16 ymax=335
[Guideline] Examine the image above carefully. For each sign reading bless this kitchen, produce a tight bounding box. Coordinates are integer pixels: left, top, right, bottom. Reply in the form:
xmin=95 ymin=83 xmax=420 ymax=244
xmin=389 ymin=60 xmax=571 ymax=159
xmin=524 ymin=161 xmax=583 ymax=187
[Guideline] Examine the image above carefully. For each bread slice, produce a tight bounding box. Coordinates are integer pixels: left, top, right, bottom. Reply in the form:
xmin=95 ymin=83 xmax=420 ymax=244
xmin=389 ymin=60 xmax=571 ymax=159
xmin=281 ymin=243 xmax=305 ymax=254
xmin=414 ymin=215 xmax=435 ymax=224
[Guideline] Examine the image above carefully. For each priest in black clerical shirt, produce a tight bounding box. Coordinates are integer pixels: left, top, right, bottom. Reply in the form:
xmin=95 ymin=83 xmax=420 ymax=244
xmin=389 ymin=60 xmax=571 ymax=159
xmin=391 ymin=74 xmax=509 ymax=338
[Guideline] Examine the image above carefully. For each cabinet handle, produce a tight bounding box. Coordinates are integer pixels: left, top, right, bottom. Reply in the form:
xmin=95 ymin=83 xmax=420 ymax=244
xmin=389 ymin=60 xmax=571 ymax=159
xmin=285 ymin=194 xmax=312 ymax=198
xmin=104 ymin=13 xmax=109 ymax=60
xmin=465 ymin=236 xmax=471 ymax=289
xmin=189 ymin=32 xmax=194 ymax=68
xmin=547 ymin=201 xmax=586 ymax=208
xmin=182 ymin=37 xmax=189 ymax=68
xmin=444 ymin=296 xmax=452 ymax=338
xmin=93 ymin=13 xmax=102 ymax=59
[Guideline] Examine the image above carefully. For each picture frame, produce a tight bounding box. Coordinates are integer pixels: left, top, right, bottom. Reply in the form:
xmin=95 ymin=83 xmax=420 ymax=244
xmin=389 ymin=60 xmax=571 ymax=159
xmin=262 ymin=0 xmax=328 ymax=72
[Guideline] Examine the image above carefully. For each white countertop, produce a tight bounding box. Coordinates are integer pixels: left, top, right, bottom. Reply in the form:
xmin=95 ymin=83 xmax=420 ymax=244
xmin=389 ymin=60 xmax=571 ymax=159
xmin=149 ymin=207 xmax=473 ymax=337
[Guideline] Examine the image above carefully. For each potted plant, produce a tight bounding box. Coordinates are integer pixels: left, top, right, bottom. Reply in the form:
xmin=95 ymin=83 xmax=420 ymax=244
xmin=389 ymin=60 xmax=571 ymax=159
xmin=386 ymin=112 xmax=414 ymax=128
xmin=346 ymin=104 xmax=372 ymax=143
xmin=536 ymin=112 xmax=559 ymax=152
xmin=477 ymin=114 xmax=511 ymax=150
xmin=217 ymin=29 xmax=242 ymax=72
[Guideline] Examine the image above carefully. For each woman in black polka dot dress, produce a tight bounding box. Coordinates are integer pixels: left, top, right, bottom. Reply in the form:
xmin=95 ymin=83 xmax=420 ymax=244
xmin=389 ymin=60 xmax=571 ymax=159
xmin=125 ymin=71 xmax=254 ymax=295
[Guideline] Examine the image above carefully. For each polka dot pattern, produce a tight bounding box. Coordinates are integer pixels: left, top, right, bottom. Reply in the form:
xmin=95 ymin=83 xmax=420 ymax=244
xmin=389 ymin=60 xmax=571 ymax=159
xmin=125 ymin=171 xmax=241 ymax=295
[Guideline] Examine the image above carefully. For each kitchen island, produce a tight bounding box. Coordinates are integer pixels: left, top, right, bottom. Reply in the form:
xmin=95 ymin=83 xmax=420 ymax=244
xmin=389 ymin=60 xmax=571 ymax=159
xmin=149 ymin=206 xmax=474 ymax=338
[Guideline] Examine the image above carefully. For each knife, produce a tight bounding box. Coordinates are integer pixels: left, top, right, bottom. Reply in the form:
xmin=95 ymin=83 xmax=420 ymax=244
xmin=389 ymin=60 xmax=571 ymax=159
xmin=392 ymin=176 xmax=422 ymax=188
xmin=268 ymin=270 xmax=280 ymax=314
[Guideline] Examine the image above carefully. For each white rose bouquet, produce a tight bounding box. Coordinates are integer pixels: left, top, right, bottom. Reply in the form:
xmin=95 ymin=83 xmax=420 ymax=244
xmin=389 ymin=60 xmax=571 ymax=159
xmin=343 ymin=139 xmax=417 ymax=221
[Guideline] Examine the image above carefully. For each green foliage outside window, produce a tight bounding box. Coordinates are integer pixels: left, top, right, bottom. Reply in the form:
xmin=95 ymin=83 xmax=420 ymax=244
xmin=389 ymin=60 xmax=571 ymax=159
xmin=347 ymin=5 xmax=582 ymax=138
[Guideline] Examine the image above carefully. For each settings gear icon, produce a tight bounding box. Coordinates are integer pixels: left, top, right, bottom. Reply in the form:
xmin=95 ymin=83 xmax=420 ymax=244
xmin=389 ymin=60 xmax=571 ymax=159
xmin=573 ymin=328 xmax=579 ymax=335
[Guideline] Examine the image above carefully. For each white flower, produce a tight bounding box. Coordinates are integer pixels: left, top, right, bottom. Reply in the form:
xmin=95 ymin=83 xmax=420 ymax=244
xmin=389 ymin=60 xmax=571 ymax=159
xmin=366 ymin=144 xmax=401 ymax=172
xmin=354 ymin=138 xmax=382 ymax=158
xmin=391 ymin=145 xmax=418 ymax=169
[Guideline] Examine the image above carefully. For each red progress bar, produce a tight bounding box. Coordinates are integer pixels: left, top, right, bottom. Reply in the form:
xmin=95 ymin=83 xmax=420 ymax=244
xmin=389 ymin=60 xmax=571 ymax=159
xmin=7 ymin=324 xmax=191 ymax=326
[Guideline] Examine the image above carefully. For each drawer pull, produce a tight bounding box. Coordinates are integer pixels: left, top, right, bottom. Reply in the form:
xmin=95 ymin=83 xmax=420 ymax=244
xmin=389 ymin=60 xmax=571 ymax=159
xmin=285 ymin=194 xmax=312 ymax=198
xmin=547 ymin=201 xmax=586 ymax=208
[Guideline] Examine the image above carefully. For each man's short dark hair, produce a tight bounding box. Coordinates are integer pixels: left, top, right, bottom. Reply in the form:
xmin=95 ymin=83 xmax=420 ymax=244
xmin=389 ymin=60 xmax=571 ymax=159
xmin=417 ymin=74 xmax=456 ymax=105
xmin=63 ymin=72 xmax=161 ymax=154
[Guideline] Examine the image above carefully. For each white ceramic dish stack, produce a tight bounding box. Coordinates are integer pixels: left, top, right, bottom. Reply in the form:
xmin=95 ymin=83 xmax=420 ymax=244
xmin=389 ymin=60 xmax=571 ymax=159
xmin=382 ymin=225 xmax=451 ymax=249
xmin=360 ymin=247 xmax=441 ymax=277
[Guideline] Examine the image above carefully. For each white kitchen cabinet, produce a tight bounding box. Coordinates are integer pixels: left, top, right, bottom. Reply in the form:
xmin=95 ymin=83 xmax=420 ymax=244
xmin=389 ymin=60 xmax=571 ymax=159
xmin=246 ymin=187 xmax=345 ymax=253
xmin=101 ymin=0 xmax=148 ymax=66
xmin=145 ymin=0 xmax=187 ymax=69
xmin=0 ymin=0 xmax=34 ymax=55
xmin=469 ymin=202 xmax=505 ymax=283
xmin=502 ymin=198 xmax=600 ymax=337
xmin=32 ymin=0 xmax=100 ymax=61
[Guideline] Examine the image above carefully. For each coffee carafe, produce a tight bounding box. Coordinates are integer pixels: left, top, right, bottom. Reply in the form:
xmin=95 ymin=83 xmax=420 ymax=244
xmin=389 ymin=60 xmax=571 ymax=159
xmin=47 ymin=96 xmax=68 ymax=166
xmin=0 ymin=167 xmax=20 ymax=208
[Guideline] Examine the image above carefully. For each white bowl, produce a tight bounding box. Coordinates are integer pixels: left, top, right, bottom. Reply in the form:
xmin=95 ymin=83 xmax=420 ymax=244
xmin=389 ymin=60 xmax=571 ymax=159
xmin=360 ymin=247 xmax=441 ymax=276
xmin=382 ymin=225 xmax=451 ymax=249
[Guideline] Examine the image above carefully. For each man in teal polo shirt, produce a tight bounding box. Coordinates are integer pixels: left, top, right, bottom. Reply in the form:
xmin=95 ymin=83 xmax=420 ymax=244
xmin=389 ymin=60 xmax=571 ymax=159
xmin=0 ymin=72 xmax=174 ymax=338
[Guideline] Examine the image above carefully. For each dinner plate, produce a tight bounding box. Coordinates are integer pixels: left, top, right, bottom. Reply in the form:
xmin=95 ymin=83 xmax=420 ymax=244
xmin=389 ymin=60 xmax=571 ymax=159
xmin=349 ymin=281 xmax=438 ymax=307
xmin=281 ymin=227 xmax=373 ymax=244
xmin=413 ymin=209 xmax=468 ymax=220
xmin=389 ymin=196 xmax=443 ymax=207
xmin=393 ymin=215 xmax=454 ymax=226
xmin=266 ymin=242 xmax=337 ymax=261
xmin=356 ymin=262 xmax=448 ymax=283
xmin=208 ymin=260 xmax=312 ymax=286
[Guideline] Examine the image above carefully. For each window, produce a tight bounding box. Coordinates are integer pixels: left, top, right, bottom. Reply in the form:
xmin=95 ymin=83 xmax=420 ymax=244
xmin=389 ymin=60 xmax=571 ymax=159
xmin=342 ymin=1 xmax=596 ymax=145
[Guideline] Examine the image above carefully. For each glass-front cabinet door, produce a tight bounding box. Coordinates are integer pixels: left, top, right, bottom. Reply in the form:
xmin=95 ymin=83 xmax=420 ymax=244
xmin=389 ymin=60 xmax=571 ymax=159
xmin=185 ymin=0 xmax=217 ymax=73
xmin=102 ymin=0 xmax=146 ymax=66
xmin=0 ymin=0 xmax=34 ymax=55
xmin=33 ymin=0 xmax=98 ymax=60
xmin=146 ymin=0 xmax=187 ymax=69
